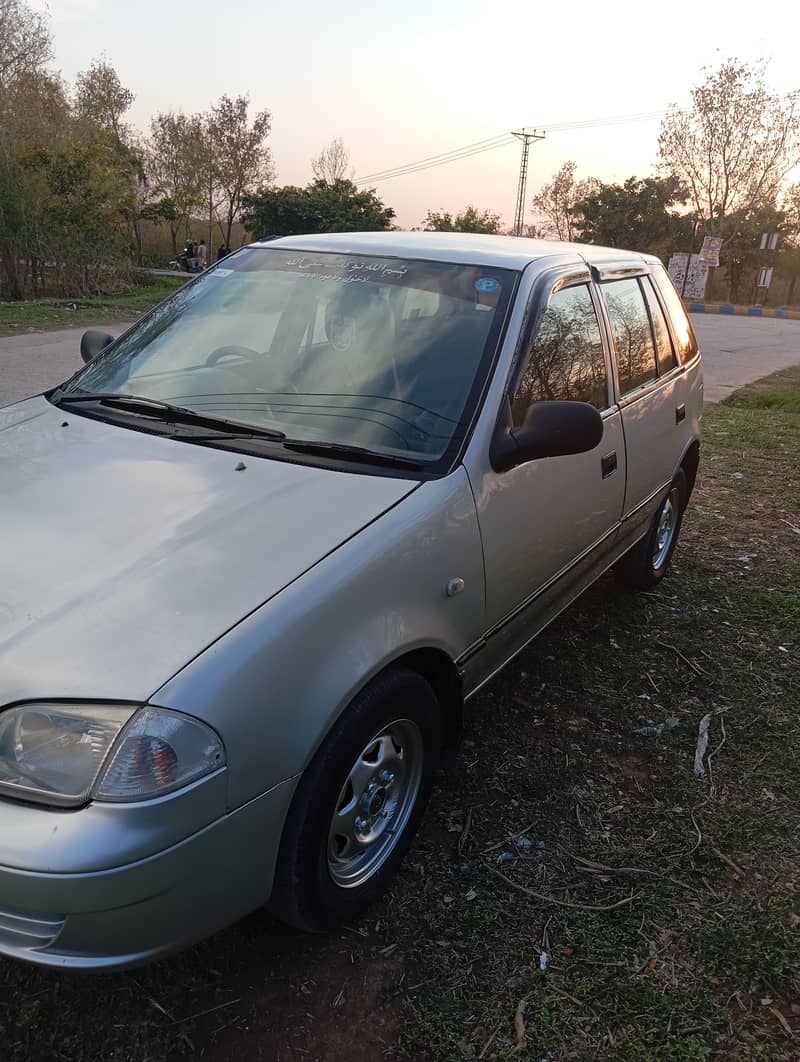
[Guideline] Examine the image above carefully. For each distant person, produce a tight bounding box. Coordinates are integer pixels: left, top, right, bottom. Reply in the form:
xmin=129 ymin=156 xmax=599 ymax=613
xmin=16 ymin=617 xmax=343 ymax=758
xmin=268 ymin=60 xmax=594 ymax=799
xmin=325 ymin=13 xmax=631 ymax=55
xmin=180 ymin=240 xmax=194 ymax=271
xmin=217 ymin=244 xmax=231 ymax=261
xmin=197 ymin=241 xmax=207 ymax=269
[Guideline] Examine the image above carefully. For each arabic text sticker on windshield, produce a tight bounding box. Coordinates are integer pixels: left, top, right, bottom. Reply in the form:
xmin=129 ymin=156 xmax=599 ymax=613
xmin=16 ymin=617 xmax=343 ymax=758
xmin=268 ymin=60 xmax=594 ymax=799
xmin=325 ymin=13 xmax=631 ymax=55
xmin=475 ymin=277 xmax=501 ymax=293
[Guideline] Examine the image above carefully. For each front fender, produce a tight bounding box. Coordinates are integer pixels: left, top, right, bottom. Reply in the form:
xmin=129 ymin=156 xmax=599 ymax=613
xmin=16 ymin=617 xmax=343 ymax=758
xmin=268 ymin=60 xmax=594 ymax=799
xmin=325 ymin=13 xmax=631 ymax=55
xmin=153 ymin=467 xmax=485 ymax=809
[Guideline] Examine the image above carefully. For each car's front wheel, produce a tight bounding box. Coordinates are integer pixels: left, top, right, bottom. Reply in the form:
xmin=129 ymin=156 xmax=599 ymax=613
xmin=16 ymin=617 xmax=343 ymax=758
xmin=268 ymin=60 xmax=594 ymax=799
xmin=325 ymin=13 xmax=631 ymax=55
xmin=270 ymin=667 xmax=440 ymax=931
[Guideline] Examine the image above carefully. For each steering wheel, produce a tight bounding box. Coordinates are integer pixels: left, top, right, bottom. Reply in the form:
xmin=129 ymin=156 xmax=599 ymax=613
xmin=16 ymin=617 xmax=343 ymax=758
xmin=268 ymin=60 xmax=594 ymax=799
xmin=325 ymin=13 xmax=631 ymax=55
xmin=204 ymin=343 xmax=303 ymax=406
xmin=205 ymin=344 xmax=263 ymax=367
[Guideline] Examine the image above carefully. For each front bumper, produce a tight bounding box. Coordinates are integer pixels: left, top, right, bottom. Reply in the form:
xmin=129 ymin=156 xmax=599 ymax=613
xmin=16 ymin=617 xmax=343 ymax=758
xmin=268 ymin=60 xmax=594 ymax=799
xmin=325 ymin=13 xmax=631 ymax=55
xmin=0 ymin=777 xmax=295 ymax=970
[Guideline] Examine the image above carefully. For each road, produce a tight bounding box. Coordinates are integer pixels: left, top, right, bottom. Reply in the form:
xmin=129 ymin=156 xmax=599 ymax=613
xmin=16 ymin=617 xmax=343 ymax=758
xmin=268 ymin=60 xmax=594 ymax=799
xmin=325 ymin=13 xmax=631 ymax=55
xmin=691 ymin=315 xmax=800 ymax=401
xmin=0 ymin=323 xmax=133 ymax=407
xmin=0 ymin=314 xmax=798 ymax=408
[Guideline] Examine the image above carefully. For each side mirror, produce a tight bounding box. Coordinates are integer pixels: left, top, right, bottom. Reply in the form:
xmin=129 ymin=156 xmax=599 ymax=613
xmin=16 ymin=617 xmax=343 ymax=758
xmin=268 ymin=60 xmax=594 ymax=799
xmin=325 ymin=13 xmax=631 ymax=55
xmin=80 ymin=329 xmax=115 ymax=364
xmin=490 ymin=400 xmax=604 ymax=473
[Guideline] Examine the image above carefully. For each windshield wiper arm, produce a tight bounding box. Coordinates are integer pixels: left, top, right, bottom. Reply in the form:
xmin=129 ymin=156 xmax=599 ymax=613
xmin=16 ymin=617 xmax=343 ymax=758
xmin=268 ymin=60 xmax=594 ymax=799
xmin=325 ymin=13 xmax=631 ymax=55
xmin=57 ymin=391 xmax=188 ymax=413
xmin=281 ymin=438 xmax=425 ymax=471
xmin=56 ymin=391 xmax=286 ymax=440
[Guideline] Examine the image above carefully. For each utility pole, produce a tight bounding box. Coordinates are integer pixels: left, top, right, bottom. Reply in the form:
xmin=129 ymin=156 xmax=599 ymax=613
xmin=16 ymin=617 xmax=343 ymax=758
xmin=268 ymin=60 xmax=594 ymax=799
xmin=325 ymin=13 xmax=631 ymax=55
xmin=207 ymin=169 xmax=214 ymax=262
xmin=512 ymin=129 xmax=545 ymax=236
xmin=680 ymin=219 xmax=702 ymax=299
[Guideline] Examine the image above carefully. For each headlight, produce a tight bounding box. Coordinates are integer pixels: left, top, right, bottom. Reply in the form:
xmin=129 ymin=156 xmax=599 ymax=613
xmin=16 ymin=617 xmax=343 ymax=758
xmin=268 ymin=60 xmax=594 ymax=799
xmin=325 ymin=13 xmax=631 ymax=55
xmin=0 ymin=703 xmax=225 ymax=808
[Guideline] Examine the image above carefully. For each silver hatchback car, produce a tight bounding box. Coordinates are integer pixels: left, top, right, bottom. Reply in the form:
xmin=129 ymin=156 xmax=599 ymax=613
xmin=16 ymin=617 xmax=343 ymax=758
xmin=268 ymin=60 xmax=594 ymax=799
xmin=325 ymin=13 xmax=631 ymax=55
xmin=0 ymin=233 xmax=701 ymax=968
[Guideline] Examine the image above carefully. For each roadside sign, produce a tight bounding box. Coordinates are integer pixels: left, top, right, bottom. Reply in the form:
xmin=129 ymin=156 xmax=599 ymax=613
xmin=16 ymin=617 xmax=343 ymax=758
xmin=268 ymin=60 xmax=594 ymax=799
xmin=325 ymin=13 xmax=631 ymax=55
xmin=698 ymin=236 xmax=722 ymax=266
xmin=668 ymin=253 xmax=709 ymax=300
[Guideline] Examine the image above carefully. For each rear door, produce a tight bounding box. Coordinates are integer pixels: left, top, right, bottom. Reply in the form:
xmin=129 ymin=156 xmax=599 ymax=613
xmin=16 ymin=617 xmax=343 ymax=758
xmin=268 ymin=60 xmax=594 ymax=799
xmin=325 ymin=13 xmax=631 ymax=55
xmin=597 ymin=270 xmax=693 ymax=531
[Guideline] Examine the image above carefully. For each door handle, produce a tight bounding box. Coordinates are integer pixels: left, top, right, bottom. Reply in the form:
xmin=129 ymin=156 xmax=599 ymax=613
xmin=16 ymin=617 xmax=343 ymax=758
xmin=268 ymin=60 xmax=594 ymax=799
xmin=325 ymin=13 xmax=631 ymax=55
xmin=675 ymin=403 xmax=686 ymax=424
xmin=601 ymin=451 xmax=617 ymax=478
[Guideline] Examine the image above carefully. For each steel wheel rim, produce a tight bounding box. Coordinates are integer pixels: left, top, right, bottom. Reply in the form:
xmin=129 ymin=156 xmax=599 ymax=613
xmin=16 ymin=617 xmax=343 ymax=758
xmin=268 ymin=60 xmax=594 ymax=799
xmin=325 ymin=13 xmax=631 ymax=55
xmin=653 ymin=486 xmax=680 ymax=569
xmin=327 ymin=718 xmax=424 ymax=889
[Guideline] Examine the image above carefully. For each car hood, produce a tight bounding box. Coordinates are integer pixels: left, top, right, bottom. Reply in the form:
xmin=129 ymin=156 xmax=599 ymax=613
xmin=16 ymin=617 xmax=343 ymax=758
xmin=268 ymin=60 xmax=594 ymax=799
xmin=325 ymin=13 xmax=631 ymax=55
xmin=0 ymin=398 xmax=417 ymax=704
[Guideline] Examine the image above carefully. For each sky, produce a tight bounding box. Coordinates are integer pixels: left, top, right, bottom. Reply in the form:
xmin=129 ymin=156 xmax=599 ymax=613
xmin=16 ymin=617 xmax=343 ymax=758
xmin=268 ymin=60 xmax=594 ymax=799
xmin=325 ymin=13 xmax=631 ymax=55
xmin=33 ymin=0 xmax=800 ymax=229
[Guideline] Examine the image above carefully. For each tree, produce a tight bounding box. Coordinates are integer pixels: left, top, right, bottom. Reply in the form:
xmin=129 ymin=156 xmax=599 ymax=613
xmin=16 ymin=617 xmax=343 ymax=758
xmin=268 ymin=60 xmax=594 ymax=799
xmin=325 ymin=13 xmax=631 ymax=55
xmin=423 ymin=205 xmax=501 ymax=233
xmin=41 ymin=139 xmax=134 ymax=294
xmin=659 ymin=58 xmax=800 ymax=239
xmin=0 ymin=0 xmax=51 ymax=91
xmin=0 ymin=1 xmax=59 ymax=297
xmin=720 ymin=202 xmax=792 ymax=303
xmin=570 ymin=175 xmax=694 ymax=254
xmin=532 ymin=162 xmax=599 ymax=241
xmin=311 ymin=137 xmax=352 ymax=184
xmin=148 ymin=111 xmax=205 ymax=254
xmin=242 ymin=179 xmax=394 ymax=238
xmin=72 ymin=58 xmax=145 ymax=263
xmin=74 ymin=58 xmax=134 ymax=138
xmin=1 ymin=76 xmax=69 ymax=297
xmin=780 ymin=184 xmax=800 ymax=305
xmin=206 ymin=95 xmax=273 ymax=249
xmin=0 ymin=8 xmax=135 ymax=298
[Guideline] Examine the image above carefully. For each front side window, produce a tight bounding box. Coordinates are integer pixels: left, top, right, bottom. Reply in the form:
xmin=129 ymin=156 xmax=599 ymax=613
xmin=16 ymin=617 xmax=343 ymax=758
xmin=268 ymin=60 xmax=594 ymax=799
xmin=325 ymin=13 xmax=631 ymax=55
xmin=511 ymin=284 xmax=608 ymax=425
xmin=602 ymin=278 xmax=658 ymax=395
xmin=58 ymin=249 xmax=516 ymax=469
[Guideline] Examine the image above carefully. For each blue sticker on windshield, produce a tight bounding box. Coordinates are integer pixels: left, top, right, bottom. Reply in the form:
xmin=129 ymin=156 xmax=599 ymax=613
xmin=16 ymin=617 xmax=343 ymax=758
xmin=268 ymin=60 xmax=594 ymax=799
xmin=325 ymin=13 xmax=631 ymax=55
xmin=475 ymin=277 xmax=500 ymax=293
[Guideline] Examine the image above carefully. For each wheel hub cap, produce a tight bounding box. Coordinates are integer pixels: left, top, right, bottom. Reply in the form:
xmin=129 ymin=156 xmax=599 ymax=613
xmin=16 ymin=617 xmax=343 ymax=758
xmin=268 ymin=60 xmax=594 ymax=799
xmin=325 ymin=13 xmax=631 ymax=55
xmin=327 ymin=720 xmax=423 ymax=889
xmin=653 ymin=486 xmax=680 ymax=569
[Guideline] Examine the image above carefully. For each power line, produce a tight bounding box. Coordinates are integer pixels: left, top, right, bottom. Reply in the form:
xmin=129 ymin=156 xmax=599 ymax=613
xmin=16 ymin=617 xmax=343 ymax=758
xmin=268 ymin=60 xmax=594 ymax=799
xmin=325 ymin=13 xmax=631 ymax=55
xmin=354 ymin=108 xmax=672 ymax=184
xmin=358 ymin=135 xmax=516 ymax=184
xmin=366 ymin=138 xmax=518 ymax=184
xmin=354 ymin=92 xmax=800 ymax=185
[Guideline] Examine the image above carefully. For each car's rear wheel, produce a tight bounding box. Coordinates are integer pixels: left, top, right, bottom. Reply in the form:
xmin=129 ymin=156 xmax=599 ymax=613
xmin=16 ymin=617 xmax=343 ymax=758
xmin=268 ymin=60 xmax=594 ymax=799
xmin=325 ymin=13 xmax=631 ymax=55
xmin=615 ymin=468 xmax=688 ymax=591
xmin=270 ymin=667 xmax=440 ymax=931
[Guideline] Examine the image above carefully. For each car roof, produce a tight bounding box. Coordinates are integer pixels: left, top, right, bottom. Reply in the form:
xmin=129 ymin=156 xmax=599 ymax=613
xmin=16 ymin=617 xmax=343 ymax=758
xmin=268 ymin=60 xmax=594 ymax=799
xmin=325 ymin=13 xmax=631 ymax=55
xmin=249 ymin=231 xmax=660 ymax=271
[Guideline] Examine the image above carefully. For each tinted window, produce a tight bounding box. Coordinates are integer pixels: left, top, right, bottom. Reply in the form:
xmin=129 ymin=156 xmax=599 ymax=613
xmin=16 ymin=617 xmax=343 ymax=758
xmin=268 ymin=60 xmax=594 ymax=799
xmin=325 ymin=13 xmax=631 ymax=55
xmin=511 ymin=284 xmax=607 ymax=425
xmin=603 ymin=278 xmax=657 ymax=395
xmin=650 ymin=263 xmax=699 ymax=364
xmin=642 ymin=276 xmax=676 ymax=375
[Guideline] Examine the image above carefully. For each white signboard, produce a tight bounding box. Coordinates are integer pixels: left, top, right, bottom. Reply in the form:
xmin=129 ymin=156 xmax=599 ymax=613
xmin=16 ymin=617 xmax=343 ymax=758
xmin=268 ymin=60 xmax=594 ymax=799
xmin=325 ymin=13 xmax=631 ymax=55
xmin=667 ymin=253 xmax=709 ymax=301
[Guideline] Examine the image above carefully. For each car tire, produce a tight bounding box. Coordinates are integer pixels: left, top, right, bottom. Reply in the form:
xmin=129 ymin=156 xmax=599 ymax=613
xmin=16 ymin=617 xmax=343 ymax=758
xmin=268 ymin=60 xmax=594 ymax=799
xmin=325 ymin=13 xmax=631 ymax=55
xmin=270 ymin=667 xmax=441 ymax=932
xmin=614 ymin=468 xmax=688 ymax=591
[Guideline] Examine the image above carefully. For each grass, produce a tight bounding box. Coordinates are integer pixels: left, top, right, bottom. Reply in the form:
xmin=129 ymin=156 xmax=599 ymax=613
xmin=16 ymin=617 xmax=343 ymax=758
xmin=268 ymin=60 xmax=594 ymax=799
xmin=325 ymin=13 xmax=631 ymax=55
xmin=0 ymin=276 xmax=187 ymax=336
xmin=723 ymin=366 xmax=800 ymax=414
xmin=0 ymin=369 xmax=798 ymax=1061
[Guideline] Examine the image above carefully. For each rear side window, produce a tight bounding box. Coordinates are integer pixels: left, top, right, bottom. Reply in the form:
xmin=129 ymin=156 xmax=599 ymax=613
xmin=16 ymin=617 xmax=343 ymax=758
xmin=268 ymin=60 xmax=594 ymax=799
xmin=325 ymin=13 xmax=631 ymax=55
xmin=641 ymin=276 xmax=676 ymax=375
xmin=511 ymin=284 xmax=608 ymax=425
xmin=650 ymin=263 xmax=699 ymax=364
xmin=602 ymin=278 xmax=657 ymax=395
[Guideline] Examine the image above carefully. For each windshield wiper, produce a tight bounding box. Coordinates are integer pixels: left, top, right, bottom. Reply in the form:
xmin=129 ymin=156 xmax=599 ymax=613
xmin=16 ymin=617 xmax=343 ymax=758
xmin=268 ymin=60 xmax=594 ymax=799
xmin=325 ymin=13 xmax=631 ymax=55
xmin=281 ymin=438 xmax=425 ymax=471
xmin=56 ymin=391 xmax=286 ymax=440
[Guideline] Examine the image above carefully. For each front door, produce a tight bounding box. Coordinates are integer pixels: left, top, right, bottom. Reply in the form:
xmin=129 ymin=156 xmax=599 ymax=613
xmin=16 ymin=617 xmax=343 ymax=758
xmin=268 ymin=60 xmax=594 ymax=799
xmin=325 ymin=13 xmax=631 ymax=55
xmin=463 ymin=278 xmax=626 ymax=687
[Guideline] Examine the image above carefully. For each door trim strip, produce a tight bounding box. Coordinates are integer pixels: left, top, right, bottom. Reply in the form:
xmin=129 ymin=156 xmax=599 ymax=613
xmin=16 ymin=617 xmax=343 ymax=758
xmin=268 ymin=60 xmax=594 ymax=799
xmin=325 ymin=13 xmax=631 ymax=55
xmin=456 ymin=477 xmax=671 ymax=668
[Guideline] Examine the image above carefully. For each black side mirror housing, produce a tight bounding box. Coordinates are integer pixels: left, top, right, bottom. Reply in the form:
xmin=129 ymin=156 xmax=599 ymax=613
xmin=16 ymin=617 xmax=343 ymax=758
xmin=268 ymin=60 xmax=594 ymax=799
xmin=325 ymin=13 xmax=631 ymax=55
xmin=490 ymin=400 xmax=604 ymax=473
xmin=80 ymin=329 xmax=115 ymax=364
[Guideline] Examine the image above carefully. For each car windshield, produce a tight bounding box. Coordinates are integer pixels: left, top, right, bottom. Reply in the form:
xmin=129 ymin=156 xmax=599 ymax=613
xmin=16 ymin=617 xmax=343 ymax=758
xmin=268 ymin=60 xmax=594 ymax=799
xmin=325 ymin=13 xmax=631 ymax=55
xmin=60 ymin=247 xmax=517 ymax=467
